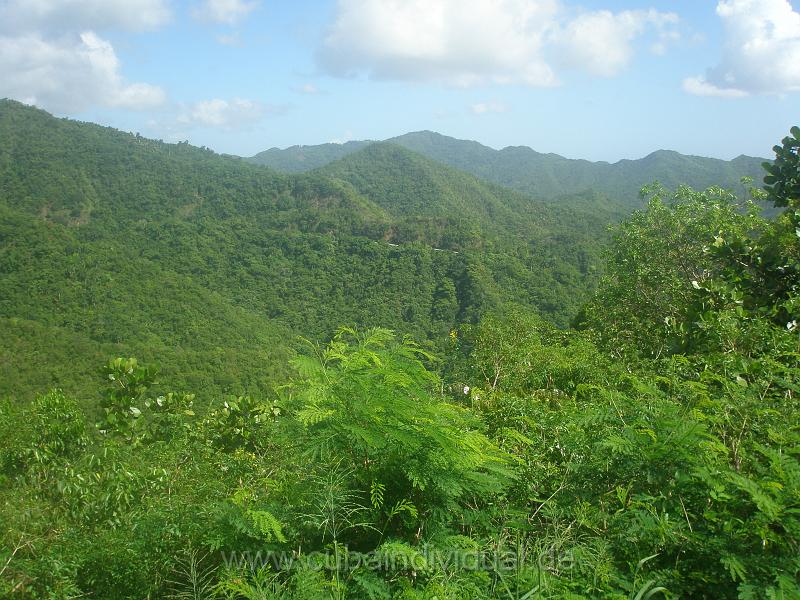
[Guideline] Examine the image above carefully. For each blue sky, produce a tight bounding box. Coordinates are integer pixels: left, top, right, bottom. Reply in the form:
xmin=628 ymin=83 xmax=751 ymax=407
xmin=1 ymin=0 xmax=798 ymax=161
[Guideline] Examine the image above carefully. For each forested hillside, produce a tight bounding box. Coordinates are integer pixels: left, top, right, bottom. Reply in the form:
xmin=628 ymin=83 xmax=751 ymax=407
xmin=249 ymin=130 xmax=766 ymax=210
xmin=2 ymin=125 xmax=798 ymax=599
xmin=315 ymin=142 xmax=615 ymax=251
xmin=0 ymin=100 xmax=604 ymax=403
xmin=248 ymin=140 xmax=372 ymax=173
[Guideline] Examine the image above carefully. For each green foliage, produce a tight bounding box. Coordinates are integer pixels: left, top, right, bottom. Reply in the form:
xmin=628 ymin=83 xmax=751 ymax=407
xmin=316 ymin=141 xmax=610 ymax=324
xmin=288 ymin=328 xmax=513 ymax=514
xmin=199 ymin=395 xmax=281 ymax=452
xmin=763 ymin=126 xmax=800 ymax=208
xmin=167 ymin=547 xmax=218 ymax=600
xmin=580 ymin=184 xmax=768 ymax=358
xmin=230 ymin=488 xmax=287 ymax=544
xmin=100 ymin=357 xmax=196 ymax=445
xmin=0 ymin=390 xmax=88 ymax=477
xmin=450 ymin=307 xmax=613 ymax=396
xmin=215 ymin=566 xmax=290 ymax=600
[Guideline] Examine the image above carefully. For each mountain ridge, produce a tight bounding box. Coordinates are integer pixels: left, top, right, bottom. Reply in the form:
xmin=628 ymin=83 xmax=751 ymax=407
xmin=248 ymin=130 xmax=768 ymax=208
xmin=254 ymin=129 xmax=767 ymax=168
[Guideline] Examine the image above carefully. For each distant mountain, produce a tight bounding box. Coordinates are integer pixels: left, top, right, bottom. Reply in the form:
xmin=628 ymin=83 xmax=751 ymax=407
xmin=316 ymin=142 xmax=534 ymax=237
xmin=315 ymin=139 xmax=621 ymax=239
xmin=388 ymin=132 xmax=768 ymax=206
xmin=249 ymin=130 xmax=768 ymax=208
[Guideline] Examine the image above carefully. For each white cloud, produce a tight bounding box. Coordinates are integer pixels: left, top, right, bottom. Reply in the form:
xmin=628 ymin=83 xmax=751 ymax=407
xmin=177 ymin=98 xmax=268 ymax=129
xmin=0 ymin=0 xmax=170 ymax=34
xmin=651 ymin=29 xmax=681 ymax=56
xmin=0 ymin=1 xmax=168 ymax=113
xmin=317 ymin=0 xmax=678 ymax=87
xmin=682 ymin=76 xmax=748 ymax=98
xmin=684 ymin=0 xmax=800 ymax=97
xmin=553 ymin=9 xmax=679 ymax=76
xmin=319 ymin=0 xmax=559 ymax=86
xmin=470 ymin=101 xmax=508 ymax=114
xmin=193 ymin=0 xmax=259 ymax=25
xmin=0 ymin=32 xmax=165 ymax=113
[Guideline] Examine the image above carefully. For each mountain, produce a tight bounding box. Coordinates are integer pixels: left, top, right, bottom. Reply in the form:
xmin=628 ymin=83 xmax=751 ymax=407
xmin=249 ymin=130 xmax=768 ymax=208
xmin=248 ymin=139 xmax=372 ymax=172
xmin=388 ymin=131 xmax=768 ymax=205
xmin=315 ymin=141 xmax=618 ymax=246
xmin=0 ymin=100 xmax=604 ymax=404
xmin=316 ymin=142 xmax=532 ymax=241
xmin=313 ymin=142 xmax=613 ymax=316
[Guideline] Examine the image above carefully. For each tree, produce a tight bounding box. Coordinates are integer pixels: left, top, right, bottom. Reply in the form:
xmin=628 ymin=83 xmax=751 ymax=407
xmin=580 ymin=184 xmax=766 ymax=358
xmin=287 ymin=328 xmax=513 ymax=516
xmin=763 ymin=126 xmax=800 ymax=209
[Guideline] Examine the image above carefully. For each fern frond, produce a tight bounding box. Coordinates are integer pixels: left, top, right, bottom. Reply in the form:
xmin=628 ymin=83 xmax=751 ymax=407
xmin=370 ymin=481 xmax=385 ymax=510
xmin=247 ymin=509 xmax=287 ymax=543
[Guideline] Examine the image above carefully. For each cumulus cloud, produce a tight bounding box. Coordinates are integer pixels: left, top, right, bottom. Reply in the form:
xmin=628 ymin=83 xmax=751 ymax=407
xmin=553 ymin=9 xmax=679 ymax=77
xmin=470 ymin=101 xmax=508 ymax=114
xmin=684 ymin=0 xmax=800 ymax=97
xmin=317 ymin=0 xmax=678 ymax=87
xmin=0 ymin=32 xmax=165 ymax=112
xmin=682 ymin=76 xmax=748 ymax=98
xmin=177 ymin=98 xmax=272 ymax=129
xmin=0 ymin=1 xmax=168 ymax=113
xmin=193 ymin=0 xmax=259 ymax=25
xmin=319 ymin=0 xmax=559 ymax=86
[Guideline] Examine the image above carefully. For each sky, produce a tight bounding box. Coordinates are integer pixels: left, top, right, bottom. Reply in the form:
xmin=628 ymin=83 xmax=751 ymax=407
xmin=0 ymin=0 xmax=798 ymax=162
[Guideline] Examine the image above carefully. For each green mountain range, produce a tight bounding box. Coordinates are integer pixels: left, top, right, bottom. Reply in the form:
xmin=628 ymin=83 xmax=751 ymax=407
xmin=0 ymin=100 xmax=604 ymax=404
xmin=249 ymin=130 xmax=766 ymax=208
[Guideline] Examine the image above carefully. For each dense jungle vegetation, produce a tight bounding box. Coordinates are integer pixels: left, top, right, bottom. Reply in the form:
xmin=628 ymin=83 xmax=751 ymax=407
xmin=1 ymin=100 xmax=798 ymax=598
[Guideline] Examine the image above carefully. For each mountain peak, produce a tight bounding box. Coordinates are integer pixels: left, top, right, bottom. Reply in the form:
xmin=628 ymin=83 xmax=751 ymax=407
xmin=644 ymin=149 xmax=681 ymax=158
